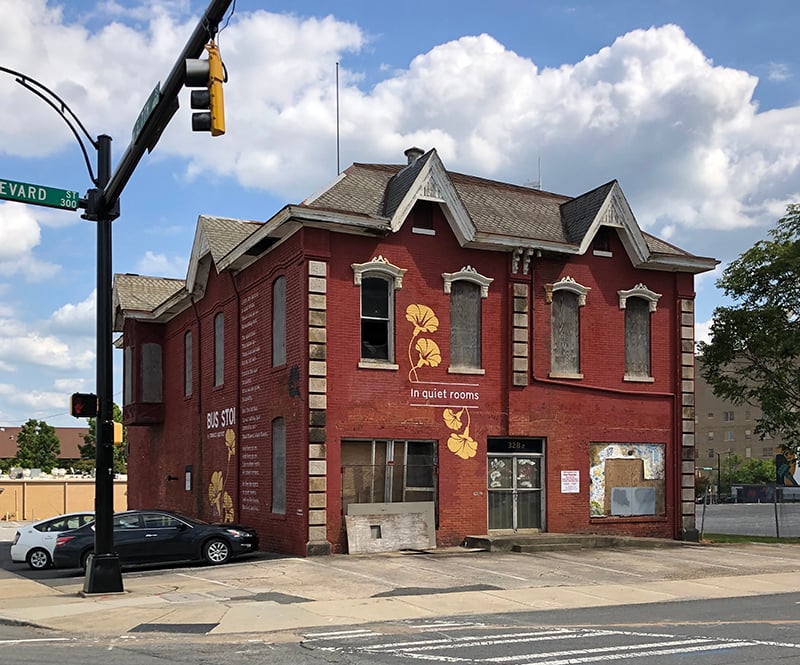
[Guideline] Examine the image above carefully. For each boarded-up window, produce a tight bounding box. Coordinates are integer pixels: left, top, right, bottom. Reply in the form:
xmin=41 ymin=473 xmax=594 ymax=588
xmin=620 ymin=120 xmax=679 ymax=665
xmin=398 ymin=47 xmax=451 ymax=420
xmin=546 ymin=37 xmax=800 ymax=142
xmin=214 ymin=312 xmax=224 ymax=387
xmin=272 ymin=417 xmax=286 ymax=514
xmin=551 ymin=290 xmax=580 ymax=374
xmin=142 ymin=343 xmax=163 ymax=403
xmin=272 ymin=276 xmax=286 ymax=367
xmin=184 ymin=331 xmax=192 ymax=397
xmin=124 ymin=346 xmax=132 ymax=405
xmin=450 ymin=280 xmax=481 ymax=369
xmin=624 ymin=297 xmax=650 ymax=377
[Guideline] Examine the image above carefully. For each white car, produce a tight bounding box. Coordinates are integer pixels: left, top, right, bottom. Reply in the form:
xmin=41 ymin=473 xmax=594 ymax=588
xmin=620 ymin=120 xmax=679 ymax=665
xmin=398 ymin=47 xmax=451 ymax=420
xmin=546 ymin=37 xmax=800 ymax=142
xmin=10 ymin=512 xmax=95 ymax=570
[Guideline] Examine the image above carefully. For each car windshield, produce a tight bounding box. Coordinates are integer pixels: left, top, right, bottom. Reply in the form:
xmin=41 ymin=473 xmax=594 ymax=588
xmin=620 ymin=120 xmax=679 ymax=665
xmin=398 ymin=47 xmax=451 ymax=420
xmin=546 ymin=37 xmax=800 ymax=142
xmin=170 ymin=512 xmax=209 ymax=526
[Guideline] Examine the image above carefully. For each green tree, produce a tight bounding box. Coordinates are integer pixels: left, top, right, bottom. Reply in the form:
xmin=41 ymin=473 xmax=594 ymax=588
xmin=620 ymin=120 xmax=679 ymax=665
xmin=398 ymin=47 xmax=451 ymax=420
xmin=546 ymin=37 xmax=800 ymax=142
xmin=14 ymin=419 xmax=60 ymax=471
xmin=698 ymin=204 xmax=800 ymax=454
xmin=76 ymin=403 xmax=127 ymax=475
xmin=733 ymin=458 xmax=776 ymax=485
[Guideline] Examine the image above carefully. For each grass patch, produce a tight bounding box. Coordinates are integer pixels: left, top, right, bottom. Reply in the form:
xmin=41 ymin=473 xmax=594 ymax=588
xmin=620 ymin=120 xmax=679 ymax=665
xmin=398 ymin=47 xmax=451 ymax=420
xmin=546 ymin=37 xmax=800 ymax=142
xmin=702 ymin=533 xmax=800 ymax=545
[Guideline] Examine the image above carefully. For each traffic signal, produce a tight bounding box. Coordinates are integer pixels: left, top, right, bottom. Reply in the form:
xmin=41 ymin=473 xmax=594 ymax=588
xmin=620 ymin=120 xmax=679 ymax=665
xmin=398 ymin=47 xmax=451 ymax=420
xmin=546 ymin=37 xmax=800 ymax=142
xmin=70 ymin=392 xmax=98 ymax=418
xmin=185 ymin=41 xmax=226 ymax=136
xmin=113 ymin=421 xmax=124 ymax=445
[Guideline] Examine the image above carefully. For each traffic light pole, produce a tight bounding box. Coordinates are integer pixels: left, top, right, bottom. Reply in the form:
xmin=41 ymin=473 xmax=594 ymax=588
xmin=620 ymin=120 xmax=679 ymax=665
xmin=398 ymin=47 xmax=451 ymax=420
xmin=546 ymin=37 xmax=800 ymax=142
xmin=82 ymin=134 xmax=123 ymax=594
xmin=80 ymin=0 xmax=233 ymax=595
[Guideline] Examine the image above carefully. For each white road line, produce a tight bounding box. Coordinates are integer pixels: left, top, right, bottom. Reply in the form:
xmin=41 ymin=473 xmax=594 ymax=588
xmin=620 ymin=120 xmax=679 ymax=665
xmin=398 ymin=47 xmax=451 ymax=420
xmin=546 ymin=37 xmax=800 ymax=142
xmin=484 ymin=638 xmax=713 ymax=662
xmin=363 ymin=629 xmax=612 ymax=652
xmin=294 ymin=557 xmax=402 ymax=586
xmin=624 ymin=549 xmax=739 ymax=570
xmin=303 ymin=628 xmax=375 ymax=640
xmin=424 ymin=559 xmax=530 ymax=581
xmin=514 ymin=641 xmax=760 ymax=664
xmin=0 ymin=638 xmax=71 ymax=645
xmin=524 ymin=553 xmax=645 ymax=577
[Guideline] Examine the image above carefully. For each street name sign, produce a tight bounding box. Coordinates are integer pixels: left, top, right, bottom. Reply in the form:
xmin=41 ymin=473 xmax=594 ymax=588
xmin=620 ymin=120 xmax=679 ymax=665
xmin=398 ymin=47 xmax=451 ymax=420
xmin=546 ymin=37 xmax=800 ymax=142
xmin=0 ymin=177 xmax=80 ymax=210
xmin=132 ymin=83 xmax=162 ymax=143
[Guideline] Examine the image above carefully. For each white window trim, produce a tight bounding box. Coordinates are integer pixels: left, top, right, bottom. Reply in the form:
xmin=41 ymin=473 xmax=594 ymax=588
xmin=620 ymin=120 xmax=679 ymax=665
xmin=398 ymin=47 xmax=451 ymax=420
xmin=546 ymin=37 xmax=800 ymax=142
xmin=352 ymin=255 xmax=406 ymax=288
xmin=545 ymin=276 xmax=591 ymax=306
xmin=617 ymin=283 xmax=662 ymax=312
xmin=442 ymin=265 xmax=493 ymax=298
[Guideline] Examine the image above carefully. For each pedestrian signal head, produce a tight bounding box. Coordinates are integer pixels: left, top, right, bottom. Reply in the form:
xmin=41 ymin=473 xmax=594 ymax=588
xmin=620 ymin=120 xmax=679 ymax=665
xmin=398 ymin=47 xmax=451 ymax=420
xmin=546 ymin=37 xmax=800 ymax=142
xmin=70 ymin=392 xmax=98 ymax=418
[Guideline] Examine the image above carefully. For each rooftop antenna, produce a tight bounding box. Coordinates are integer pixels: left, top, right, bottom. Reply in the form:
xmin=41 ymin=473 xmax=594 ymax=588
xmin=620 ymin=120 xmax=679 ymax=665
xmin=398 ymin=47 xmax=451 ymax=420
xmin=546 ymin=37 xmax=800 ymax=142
xmin=336 ymin=61 xmax=340 ymax=174
xmin=525 ymin=156 xmax=542 ymax=190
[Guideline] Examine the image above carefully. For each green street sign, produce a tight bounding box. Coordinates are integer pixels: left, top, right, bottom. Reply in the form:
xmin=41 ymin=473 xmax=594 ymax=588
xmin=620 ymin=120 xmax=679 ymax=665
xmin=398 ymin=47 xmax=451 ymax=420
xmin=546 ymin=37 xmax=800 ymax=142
xmin=0 ymin=178 xmax=80 ymax=211
xmin=132 ymin=83 xmax=162 ymax=143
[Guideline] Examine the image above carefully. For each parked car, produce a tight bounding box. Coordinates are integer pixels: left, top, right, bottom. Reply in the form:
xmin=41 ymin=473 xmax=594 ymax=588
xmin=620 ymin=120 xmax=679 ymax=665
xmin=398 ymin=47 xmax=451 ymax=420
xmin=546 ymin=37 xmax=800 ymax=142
xmin=10 ymin=512 xmax=95 ymax=570
xmin=52 ymin=509 xmax=259 ymax=571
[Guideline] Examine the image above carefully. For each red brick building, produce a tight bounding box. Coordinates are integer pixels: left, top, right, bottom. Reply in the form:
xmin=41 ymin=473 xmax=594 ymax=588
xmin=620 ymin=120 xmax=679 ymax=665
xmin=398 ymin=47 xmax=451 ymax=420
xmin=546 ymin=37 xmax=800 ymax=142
xmin=114 ymin=147 xmax=717 ymax=556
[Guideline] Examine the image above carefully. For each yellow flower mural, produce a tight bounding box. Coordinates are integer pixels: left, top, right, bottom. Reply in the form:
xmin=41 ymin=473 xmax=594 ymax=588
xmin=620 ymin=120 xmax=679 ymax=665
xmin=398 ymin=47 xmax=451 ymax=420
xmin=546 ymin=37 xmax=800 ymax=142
xmin=406 ymin=303 xmax=439 ymax=336
xmin=208 ymin=470 xmax=224 ymax=516
xmin=208 ymin=427 xmax=237 ymax=523
xmin=407 ymin=304 xmax=440 ymax=382
xmin=225 ymin=428 xmax=236 ymax=461
xmin=443 ymin=408 xmax=477 ymax=459
xmin=406 ymin=303 xmax=480 ymax=461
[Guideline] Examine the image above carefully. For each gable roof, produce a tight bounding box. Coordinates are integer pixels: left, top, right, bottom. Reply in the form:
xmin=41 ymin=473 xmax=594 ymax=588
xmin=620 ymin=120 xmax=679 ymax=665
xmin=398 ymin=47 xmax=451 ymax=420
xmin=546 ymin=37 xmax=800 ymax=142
xmin=114 ymin=147 xmax=717 ymax=327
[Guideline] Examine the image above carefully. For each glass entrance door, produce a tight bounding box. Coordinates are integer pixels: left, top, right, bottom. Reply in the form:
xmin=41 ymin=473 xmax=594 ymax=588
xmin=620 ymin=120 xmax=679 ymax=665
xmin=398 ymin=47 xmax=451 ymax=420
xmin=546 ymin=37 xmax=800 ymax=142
xmin=488 ymin=455 xmax=543 ymax=530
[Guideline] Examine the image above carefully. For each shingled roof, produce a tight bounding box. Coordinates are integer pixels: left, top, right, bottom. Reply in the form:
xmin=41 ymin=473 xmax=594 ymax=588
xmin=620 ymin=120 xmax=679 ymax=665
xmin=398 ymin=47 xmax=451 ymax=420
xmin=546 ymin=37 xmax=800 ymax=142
xmin=114 ymin=147 xmax=717 ymax=325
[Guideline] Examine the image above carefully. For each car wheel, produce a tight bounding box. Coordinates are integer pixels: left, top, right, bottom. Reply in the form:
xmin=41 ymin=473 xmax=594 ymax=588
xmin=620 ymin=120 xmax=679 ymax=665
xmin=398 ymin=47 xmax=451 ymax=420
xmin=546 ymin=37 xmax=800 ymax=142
xmin=202 ymin=538 xmax=231 ymax=565
xmin=27 ymin=548 xmax=51 ymax=570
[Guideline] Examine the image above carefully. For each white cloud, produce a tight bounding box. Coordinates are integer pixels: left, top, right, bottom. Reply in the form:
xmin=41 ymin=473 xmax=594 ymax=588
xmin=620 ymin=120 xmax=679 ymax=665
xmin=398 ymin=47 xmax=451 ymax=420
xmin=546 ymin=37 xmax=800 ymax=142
xmin=136 ymin=251 xmax=187 ymax=278
xmin=694 ymin=318 xmax=713 ymax=346
xmin=0 ymin=203 xmax=60 ymax=281
xmin=768 ymin=62 xmax=791 ymax=82
xmin=49 ymin=291 xmax=96 ymax=334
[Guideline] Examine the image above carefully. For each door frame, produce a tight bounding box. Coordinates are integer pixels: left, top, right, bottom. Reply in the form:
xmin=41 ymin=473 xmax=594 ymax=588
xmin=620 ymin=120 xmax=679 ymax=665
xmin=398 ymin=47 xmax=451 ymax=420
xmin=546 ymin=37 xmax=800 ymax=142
xmin=486 ymin=437 xmax=546 ymax=532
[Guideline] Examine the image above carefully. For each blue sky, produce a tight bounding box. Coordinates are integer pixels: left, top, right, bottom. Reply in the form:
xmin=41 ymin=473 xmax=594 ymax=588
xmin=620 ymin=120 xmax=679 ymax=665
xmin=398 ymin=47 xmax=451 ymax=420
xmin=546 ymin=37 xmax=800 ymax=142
xmin=0 ymin=0 xmax=798 ymax=428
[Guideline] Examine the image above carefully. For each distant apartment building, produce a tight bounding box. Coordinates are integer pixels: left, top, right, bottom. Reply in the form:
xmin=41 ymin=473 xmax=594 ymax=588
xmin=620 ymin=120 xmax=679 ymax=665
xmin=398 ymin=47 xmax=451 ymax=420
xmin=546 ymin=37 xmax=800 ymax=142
xmin=694 ymin=359 xmax=783 ymax=467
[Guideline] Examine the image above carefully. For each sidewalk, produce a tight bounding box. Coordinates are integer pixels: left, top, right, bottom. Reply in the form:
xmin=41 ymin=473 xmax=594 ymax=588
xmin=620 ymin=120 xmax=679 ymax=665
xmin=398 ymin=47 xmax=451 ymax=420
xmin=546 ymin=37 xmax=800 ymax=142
xmin=3 ymin=536 xmax=800 ymax=640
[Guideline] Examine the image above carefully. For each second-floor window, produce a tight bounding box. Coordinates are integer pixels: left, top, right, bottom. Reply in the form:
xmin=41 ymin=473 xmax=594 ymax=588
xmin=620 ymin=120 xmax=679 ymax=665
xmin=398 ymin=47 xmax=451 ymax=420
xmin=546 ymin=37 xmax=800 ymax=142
xmin=272 ymin=276 xmax=286 ymax=366
xmin=618 ymin=284 xmax=661 ymax=381
xmin=184 ymin=331 xmax=192 ymax=397
xmin=352 ymin=256 xmax=406 ymax=367
xmin=450 ymin=281 xmax=481 ymax=369
xmin=214 ymin=312 xmax=224 ymax=387
xmin=547 ymin=276 xmax=589 ymax=378
xmin=360 ymin=276 xmax=392 ymax=360
xmin=443 ymin=266 xmax=492 ymax=373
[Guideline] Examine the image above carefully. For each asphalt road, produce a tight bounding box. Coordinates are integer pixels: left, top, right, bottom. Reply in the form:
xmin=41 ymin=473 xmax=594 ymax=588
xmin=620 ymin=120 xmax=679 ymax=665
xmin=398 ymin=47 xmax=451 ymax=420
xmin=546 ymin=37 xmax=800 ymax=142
xmin=4 ymin=593 xmax=799 ymax=664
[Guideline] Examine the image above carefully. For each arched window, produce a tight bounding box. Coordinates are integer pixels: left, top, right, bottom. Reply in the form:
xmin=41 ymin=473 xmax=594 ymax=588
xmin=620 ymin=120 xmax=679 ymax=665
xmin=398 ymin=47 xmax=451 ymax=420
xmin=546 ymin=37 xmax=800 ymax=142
xmin=618 ymin=284 xmax=661 ymax=381
xmin=272 ymin=276 xmax=286 ymax=367
xmin=272 ymin=417 xmax=286 ymax=514
xmin=214 ymin=312 xmax=224 ymax=387
xmin=443 ymin=266 xmax=492 ymax=373
xmin=352 ymin=256 xmax=406 ymax=367
xmin=184 ymin=331 xmax=192 ymax=397
xmin=546 ymin=277 xmax=589 ymax=378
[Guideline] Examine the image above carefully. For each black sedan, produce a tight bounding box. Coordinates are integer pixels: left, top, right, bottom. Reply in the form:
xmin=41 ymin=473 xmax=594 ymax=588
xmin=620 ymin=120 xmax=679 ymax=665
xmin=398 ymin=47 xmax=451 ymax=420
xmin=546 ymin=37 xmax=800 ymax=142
xmin=52 ymin=509 xmax=259 ymax=571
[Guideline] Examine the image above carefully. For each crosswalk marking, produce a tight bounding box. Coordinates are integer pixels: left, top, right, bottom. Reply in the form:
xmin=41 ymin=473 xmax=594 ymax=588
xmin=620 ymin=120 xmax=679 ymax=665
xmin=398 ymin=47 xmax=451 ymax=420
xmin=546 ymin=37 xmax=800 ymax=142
xmin=304 ymin=625 xmax=800 ymax=662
